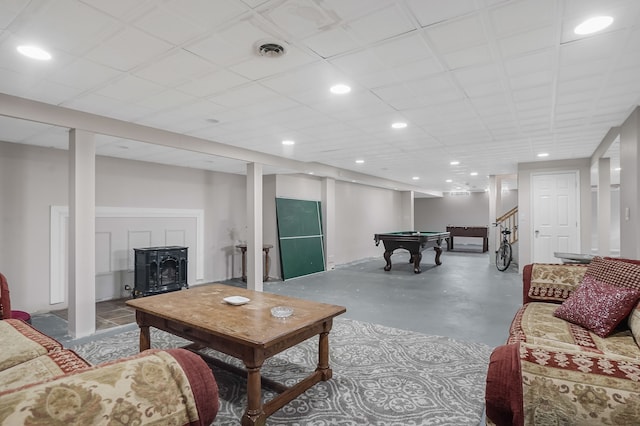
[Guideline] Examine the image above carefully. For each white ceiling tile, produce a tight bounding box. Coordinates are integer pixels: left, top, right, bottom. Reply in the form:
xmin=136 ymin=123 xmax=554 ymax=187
xmin=135 ymin=89 xmax=198 ymax=110
xmin=498 ymin=26 xmax=555 ymax=58
xmin=369 ymin=33 xmax=433 ymax=67
xmin=12 ymin=0 xmax=118 ymax=53
xmin=560 ymin=30 xmax=626 ymax=65
xmin=95 ymin=74 xmax=165 ymax=102
xmin=509 ymin=70 xmax=553 ymax=90
xmin=505 ymin=49 xmax=554 ymax=76
xmin=303 ymin=26 xmax=360 ymax=58
xmin=134 ymin=50 xmax=216 ymax=86
xmin=177 ymin=69 xmax=249 ymax=97
xmin=164 ymin=0 xmax=250 ymax=29
xmin=48 ymin=58 xmax=120 ymax=91
xmin=490 ymin=0 xmax=557 ymax=37
xmin=26 ymin=79 xmax=84 ymax=104
xmin=442 ymin=44 xmax=493 ymax=70
xmin=208 ymin=83 xmax=279 ymax=108
xmin=86 ymin=27 xmax=173 ymax=71
xmin=0 ymin=0 xmax=29 ymax=29
xmin=406 ymin=0 xmax=477 ymax=27
xmin=425 ymin=14 xmax=487 ymax=54
xmin=329 ymin=49 xmax=386 ymax=77
xmin=321 ymin=0 xmax=392 ymax=22
xmin=346 ymin=4 xmax=416 ymax=45
xmin=260 ymin=0 xmax=338 ymax=38
xmin=79 ymin=0 xmax=151 ymax=20
xmin=133 ymin=5 xmax=209 ymax=45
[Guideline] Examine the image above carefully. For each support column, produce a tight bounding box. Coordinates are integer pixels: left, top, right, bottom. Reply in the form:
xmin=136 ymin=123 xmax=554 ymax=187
xmin=597 ymin=158 xmax=611 ymax=256
xmin=321 ymin=178 xmax=335 ymax=271
xmin=246 ymin=163 xmax=263 ymax=291
xmin=620 ymin=107 xmax=640 ymax=259
xmin=488 ymin=175 xmax=502 ymax=265
xmin=401 ymin=191 xmax=414 ymax=230
xmin=68 ymin=129 xmax=96 ymax=338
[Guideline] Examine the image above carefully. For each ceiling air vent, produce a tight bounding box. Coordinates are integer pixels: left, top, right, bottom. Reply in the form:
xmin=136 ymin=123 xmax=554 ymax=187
xmin=256 ymin=40 xmax=286 ymax=58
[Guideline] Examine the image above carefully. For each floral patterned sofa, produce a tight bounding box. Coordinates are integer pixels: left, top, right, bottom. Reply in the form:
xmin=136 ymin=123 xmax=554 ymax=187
xmin=0 ymin=318 xmax=219 ymax=425
xmin=485 ymin=256 xmax=640 ymax=425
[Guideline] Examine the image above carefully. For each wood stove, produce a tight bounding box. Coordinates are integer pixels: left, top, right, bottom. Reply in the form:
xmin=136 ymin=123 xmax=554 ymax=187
xmin=133 ymin=246 xmax=188 ymax=298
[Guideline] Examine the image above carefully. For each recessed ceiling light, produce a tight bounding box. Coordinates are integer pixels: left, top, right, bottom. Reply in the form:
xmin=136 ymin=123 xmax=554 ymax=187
xmin=282 ymin=140 xmax=295 ymax=145
xmin=330 ymin=84 xmax=351 ymax=94
xmin=575 ymin=16 xmax=613 ymax=35
xmin=615 ymin=167 xmax=622 ymax=171
xmin=445 ymin=179 xmax=453 ymax=183
xmin=391 ymin=122 xmax=407 ymax=129
xmin=537 ymin=152 xmax=549 ymax=157
xmin=412 ymin=176 xmax=420 ymax=180
xmin=17 ymin=45 xmax=51 ymax=60
xmin=450 ymin=161 xmax=460 ymax=165
xmin=470 ymin=172 xmax=478 ymax=176
xmin=355 ymin=159 xmax=364 ymax=164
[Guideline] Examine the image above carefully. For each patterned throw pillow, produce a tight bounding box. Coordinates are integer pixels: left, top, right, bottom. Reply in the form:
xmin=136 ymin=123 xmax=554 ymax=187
xmin=554 ymin=275 xmax=640 ymax=338
xmin=527 ymin=264 xmax=587 ymax=302
xmin=585 ymin=256 xmax=640 ymax=290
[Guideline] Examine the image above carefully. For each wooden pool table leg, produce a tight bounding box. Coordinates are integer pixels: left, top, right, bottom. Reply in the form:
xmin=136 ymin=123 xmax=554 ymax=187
xmin=434 ymin=246 xmax=443 ymax=265
xmin=383 ymin=250 xmax=393 ymax=271
xmin=412 ymin=252 xmax=422 ymax=273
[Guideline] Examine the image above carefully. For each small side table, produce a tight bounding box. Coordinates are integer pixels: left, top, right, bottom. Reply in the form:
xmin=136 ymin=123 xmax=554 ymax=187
xmin=236 ymin=244 xmax=274 ymax=282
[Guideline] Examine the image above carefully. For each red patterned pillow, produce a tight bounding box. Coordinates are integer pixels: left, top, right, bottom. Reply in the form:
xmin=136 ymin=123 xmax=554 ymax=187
xmin=585 ymin=256 xmax=640 ymax=290
xmin=554 ymin=275 xmax=640 ymax=337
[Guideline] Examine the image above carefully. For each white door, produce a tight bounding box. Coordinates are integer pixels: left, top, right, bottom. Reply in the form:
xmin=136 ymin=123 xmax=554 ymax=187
xmin=532 ymin=172 xmax=580 ymax=263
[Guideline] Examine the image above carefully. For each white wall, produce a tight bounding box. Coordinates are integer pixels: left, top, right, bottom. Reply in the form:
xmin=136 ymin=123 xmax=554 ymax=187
xmin=0 ymin=141 xmax=246 ymax=314
xmin=334 ymin=181 xmax=405 ymax=265
xmin=1 ymin=142 xmax=408 ymax=312
xmin=414 ymin=190 xmax=518 ymax=230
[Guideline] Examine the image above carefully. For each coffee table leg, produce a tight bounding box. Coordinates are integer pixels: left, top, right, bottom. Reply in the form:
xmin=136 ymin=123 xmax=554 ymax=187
xmin=242 ymin=364 xmax=266 ymax=426
xmin=316 ymin=331 xmax=333 ymax=380
xmin=139 ymin=325 xmax=151 ymax=351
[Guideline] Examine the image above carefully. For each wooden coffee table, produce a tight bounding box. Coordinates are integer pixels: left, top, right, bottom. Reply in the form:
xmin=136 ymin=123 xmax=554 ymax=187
xmin=126 ymin=284 xmax=346 ymax=426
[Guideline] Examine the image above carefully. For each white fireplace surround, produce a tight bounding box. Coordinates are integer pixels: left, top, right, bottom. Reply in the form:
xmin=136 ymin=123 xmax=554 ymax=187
xmin=50 ymin=206 xmax=205 ymax=305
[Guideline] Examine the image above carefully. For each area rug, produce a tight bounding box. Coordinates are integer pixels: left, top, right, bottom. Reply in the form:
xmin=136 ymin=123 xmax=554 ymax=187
xmin=72 ymin=318 xmax=491 ymax=425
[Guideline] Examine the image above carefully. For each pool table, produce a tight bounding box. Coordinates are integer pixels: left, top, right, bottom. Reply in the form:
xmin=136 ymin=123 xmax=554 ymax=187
xmin=374 ymin=231 xmax=450 ymax=274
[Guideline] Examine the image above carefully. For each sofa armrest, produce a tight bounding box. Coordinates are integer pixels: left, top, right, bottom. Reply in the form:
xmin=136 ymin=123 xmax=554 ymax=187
xmin=487 ymin=341 xmax=640 ymax=426
xmin=0 ymin=348 xmax=218 ymax=426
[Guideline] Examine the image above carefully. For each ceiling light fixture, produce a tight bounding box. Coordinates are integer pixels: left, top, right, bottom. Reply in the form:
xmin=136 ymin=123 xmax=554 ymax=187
xmin=282 ymin=140 xmax=295 ymax=145
xmin=412 ymin=176 xmax=420 ymax=180
xmin=450 ymin=161 xmax=460 ymax=165
xmin=537 ymin=152 xmax=549 ymax=157
xmin=355 ymin=159 xmax=364 ymax=164
xmin=445 ymin=179 xmax=453 ymax=183
xmin=391 ymin=122 xmax=407 ymax=129
xmin=470 ymin=172 xmax=478 ymax=176
xmin=17 ymin=45 xmax=51 ymax=60
xmin=330 ymin=84 xmax=351 ymax=95
xmin=574 ymin=16 xmax=613 ymax=35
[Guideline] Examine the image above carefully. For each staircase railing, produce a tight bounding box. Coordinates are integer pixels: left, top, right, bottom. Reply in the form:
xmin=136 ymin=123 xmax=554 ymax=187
xmin=496 ymin=206 xmax=518 ymax=245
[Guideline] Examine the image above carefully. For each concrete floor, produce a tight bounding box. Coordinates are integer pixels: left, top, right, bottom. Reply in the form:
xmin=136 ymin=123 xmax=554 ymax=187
xmin=31 ymin=247 xmax=522 ymax=348
xmin=260 ymin=249 xmax=521 ymax=348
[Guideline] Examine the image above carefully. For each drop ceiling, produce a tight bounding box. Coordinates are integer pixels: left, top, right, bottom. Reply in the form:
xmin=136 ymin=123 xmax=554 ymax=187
xmin=1 ymin=0 xmax=639 ymax=194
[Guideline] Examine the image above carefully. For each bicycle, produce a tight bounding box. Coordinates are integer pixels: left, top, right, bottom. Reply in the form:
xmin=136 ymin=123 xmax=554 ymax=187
xmin=494 ymin=223 xmax=513 ymax=271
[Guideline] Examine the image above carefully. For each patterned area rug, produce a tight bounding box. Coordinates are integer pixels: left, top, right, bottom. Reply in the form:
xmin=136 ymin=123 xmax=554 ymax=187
xmin=73 ymin=318 xmax=491 ymax=425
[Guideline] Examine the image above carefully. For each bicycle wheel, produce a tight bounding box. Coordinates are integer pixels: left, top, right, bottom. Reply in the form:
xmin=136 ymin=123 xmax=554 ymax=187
xmin=496 ymin=243 xmax=512 ymax=271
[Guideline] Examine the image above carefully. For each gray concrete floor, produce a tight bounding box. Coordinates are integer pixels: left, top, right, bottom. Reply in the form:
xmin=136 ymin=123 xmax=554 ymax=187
xmin=259 ymin=249 xmax=521 ymax=348
xmin=32 ymin=247 xmax=522 ymax=348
